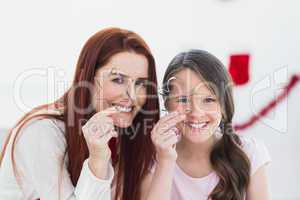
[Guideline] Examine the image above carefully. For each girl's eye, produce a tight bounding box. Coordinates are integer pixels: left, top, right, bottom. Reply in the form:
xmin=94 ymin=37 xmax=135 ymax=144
xmin=177 ymin=96 xmax=189 ymax=103
xmin=204 ymin=97 xmax=216 ymax=103
xmin=135 ymin=80 xmax=147 ymax=87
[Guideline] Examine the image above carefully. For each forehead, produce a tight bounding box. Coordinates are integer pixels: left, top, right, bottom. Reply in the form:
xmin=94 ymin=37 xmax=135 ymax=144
xmin=96 ymin=51 xmax=149 ymax=78
xmin=168 ymin=68 xmax=213 ymax=95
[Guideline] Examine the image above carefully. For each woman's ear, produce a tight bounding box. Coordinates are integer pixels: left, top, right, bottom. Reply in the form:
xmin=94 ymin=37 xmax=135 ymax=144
xmin=163 ymin=97 xmax=169 ymax=111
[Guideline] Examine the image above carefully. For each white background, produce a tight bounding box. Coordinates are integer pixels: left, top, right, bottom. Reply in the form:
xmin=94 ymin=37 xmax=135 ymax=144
xmin=0 ymin=0 xmax=300 ymax=199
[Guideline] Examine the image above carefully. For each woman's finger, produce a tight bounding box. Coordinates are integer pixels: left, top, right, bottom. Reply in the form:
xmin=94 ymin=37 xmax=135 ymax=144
xmin=92 ymin=106 xmax=120 ymax=122
xmin=100 ymin=130 xmax=118 ymax=144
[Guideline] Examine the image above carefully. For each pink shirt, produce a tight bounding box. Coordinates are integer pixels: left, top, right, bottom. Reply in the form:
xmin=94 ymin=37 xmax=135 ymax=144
xmin=170 ymin=136 xmax=271 ymax=200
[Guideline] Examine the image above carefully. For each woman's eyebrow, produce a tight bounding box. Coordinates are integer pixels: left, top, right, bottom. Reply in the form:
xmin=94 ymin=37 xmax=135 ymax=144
xmin=111 ymin=69 xmax=148 ymax=79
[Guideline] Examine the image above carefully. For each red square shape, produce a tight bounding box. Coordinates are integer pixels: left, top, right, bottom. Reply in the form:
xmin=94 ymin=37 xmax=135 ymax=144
xmin=229 ymin=54 xmax=250 ymax=86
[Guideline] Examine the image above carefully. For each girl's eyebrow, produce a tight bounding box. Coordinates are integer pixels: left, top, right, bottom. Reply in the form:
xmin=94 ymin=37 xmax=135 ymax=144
xmin=191 ymin=91 xmax=216 ymax=97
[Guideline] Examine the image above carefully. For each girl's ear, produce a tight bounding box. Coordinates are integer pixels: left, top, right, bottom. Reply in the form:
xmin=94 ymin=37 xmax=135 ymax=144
xmin=219 ymin=111 xmax=226 ymax=130
xmin=221 ymin=107 xmax=226 ymax=120
xmin=219 ymin=119 xmax=225 ymax=130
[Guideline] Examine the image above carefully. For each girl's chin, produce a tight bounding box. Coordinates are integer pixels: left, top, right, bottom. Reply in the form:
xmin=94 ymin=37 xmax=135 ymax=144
xmin=182 ymin=129 xmax=214 ymax=143
xmin=179 ymin=124 xmax=208 ymax=135
xmin=184 ymin=131 xmax=212 ymax=141
xmin=178 ymin=125 xmax=216 ymax=141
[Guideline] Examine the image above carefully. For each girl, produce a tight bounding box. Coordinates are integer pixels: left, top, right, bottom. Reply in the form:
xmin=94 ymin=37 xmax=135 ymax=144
xmin=0 ymin=27 xmax=160 ymax=200
xmin=143 ymin=50 xmax=271 ymax=200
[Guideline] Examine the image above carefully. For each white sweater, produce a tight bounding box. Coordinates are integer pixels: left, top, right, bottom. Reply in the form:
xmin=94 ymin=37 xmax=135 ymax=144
xmin=0 ymin=118 xmax=113 ymax=200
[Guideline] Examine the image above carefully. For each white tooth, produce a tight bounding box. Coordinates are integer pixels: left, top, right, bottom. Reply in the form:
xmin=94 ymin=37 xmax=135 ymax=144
xmin=116 ymin=105 xmax=132 ymax=112
xmin=189 ymin=122 xmax=207 ymax=129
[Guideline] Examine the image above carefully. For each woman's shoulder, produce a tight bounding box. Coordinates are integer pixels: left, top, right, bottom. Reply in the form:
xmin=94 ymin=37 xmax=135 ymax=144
xmin=21 ymin=117 xmax=63 ymax=129
xmin=19 ymin=117 xmax=65 ymax=136
xmin=238 ymin=135 xmax=271 ymax=176
xmin=0 ymin=118 xmax=67 ymax=175
xmin=15 ymin=118 xmax=67 ymax=153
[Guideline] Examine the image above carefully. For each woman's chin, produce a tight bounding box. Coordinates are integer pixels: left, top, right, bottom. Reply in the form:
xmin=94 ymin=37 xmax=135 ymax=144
xmin=113 ymin=117 xmax=133 ymax=128
xmin=114 ymin=123 xmax=131 ymax=128
xmin=112 ymin=110 xmax=140 ymax=128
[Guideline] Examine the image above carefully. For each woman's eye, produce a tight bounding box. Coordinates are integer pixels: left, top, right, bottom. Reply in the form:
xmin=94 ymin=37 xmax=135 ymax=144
xmin=111 ymin=76 xmax=124 ymax=84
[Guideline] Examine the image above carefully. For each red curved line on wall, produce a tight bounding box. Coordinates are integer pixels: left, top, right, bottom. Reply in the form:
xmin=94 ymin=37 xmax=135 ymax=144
xmin=234 ymin=74 xmax=300 ymax=131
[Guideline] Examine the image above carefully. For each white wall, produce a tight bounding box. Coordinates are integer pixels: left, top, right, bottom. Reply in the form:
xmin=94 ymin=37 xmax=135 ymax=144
xmin=1 ymin=0 xmax=299 ymax=199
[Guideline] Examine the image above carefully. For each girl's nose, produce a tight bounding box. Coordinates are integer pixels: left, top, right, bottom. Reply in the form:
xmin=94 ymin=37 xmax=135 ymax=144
xmin=189 ymin=100 xmax=206 ymax=118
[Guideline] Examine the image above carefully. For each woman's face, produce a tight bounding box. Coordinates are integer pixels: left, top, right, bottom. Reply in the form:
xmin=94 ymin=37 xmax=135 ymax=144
xmin=166 ymin=68 xmax=222 ymax=144
xmin=92 ymin=51 xmax=149 ymax=128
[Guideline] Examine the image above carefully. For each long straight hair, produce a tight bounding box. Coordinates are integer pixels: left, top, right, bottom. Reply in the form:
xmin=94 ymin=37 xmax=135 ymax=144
xmin=0 ymin=27 xmax=160 ymax=200
xmin=162 ymin=49 xmax=250 ymax=200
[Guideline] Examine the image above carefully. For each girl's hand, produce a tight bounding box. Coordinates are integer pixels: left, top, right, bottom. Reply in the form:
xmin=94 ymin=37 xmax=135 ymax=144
xmin=82 ymin=107 xmax=120 ymax=161
xmin=151 ymin=112 xmax=185 ymax=163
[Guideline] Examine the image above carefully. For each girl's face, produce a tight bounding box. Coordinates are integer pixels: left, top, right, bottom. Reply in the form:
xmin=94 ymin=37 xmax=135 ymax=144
xmin=166 ymin=68 xmax=222 ymax=144
xmin=92 ymin=51 xmax=149 ymax=128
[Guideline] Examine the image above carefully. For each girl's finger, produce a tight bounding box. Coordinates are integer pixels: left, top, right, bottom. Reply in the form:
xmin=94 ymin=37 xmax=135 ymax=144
xmin=161 ymin=135 xmax=178 ymax=149
xmin=163 ymin=113 xmax=186 ymax=127
xmin=158 ymin=114 xmax=185 ymax=134
xmin=154 ymin=130 xmax=176 ymax=144
xmin=156 ymin=111 xmax=180 ymax=127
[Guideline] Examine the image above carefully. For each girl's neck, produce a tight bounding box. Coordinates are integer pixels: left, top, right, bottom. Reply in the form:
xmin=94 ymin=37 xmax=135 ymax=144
xmin=176 ymin=134 xmax=217 ymax=162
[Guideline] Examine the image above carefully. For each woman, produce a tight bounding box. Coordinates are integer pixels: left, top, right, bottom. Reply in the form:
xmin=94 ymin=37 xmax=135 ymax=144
xmin=0 ymin=27 xmax=160 ymax=200
xmin=142 ymin=50 xmax=271 ymax=200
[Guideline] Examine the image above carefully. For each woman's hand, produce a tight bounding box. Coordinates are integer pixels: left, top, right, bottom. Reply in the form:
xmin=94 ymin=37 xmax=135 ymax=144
xmin=151 ymin=112 xmax=186 ymax=163
xmin=82 ymin=106 xmax=119 ymax=161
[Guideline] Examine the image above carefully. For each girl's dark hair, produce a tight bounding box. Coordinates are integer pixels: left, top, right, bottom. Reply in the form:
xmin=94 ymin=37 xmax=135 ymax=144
xmin=0 ymin=27 xmax=160 ymax=200
xmin=162 ymin=49 xmax=250 ymax=200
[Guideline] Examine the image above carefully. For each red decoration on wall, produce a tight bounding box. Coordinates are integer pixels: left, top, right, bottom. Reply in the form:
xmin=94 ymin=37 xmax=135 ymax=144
xmin=229 ymin=54 xmax=250 ymax=86
xmin=234 ymin=74 xmax=300 ymax=131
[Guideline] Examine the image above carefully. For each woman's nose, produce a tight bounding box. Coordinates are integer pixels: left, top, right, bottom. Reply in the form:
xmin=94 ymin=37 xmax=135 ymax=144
xmin=124 ymin=82 xmax=137 ymax=102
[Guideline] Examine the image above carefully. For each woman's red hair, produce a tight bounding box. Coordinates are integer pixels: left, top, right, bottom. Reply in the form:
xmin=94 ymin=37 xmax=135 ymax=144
xmin=0 ymin=27 xmax=160 ymax=200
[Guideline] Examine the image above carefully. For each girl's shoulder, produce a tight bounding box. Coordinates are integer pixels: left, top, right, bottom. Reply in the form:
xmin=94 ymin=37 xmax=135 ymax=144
xmin=238 ymin=135 xmax=271 ymax=176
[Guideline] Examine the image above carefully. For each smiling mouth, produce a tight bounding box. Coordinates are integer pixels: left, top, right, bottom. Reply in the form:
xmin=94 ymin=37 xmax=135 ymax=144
xmin=184 ymin=121 xmax=209 ymax=129
xmin=112 ymin=103 xmax=134 ymax=113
